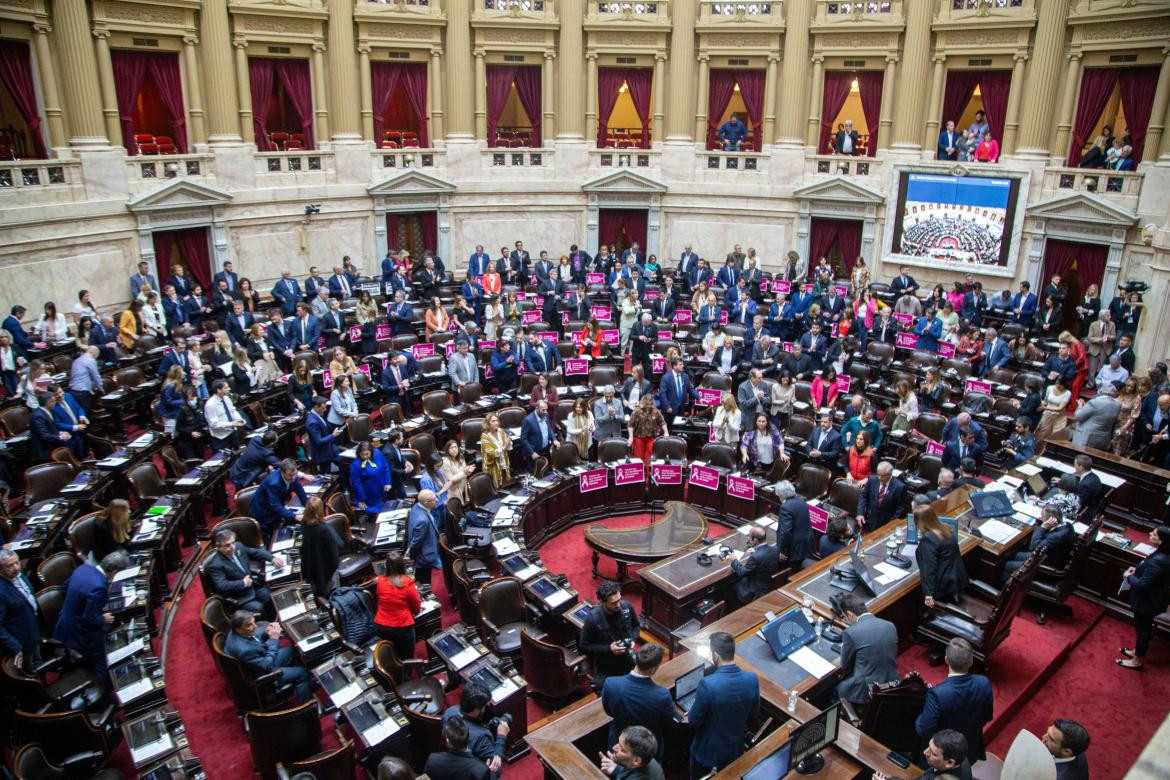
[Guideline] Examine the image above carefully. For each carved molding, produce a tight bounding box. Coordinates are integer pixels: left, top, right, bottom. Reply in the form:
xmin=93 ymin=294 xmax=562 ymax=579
xmin=942 ymin=27 xmax=1023 ymax=46
xmin=103 ymin=1 xmax=186 ymax=26
xmin=816 ymin=32 xmax=898 ymax=50
xmin=363 ymin=22 xmax=439 ymax=41
xmin=589 ymin=30 xmax=660 ymax=47
xmin=703 ymin=32 xmax=776 ymax=48
xmin=1080 ymin=19 xmax=1170 ymax=43
xmin=237 ymin=15 xmax=318 ymax=35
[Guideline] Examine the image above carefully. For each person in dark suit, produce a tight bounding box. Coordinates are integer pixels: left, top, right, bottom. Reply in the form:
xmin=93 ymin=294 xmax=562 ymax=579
xmin=774 ymin=480 xmax=814 ymax=570
xmin=223 ymin=609 xmax=311 ymax=702
xmin=382 ymin=430 xmax=412 ymax=500
xmin=224 ymin=300 xmax=254 ymax=346
xmin=835 ymin=593 xmax=899 ymax=706
xmin=0 ymin=549 xmax=41 ymax=670
xmin=833 ymin=120 xmax=861 ymax=155
xmin=1117 ymin=525 xmax=1170 ymax=670
xmin=228 ymin=430 xmax=280 ymax=488
xmin=601 ymin=644 xmax=675 ymax=760
xmin=1072 ymin=455 xmax=1102 ymax=518
xmin=876 ymin=729 xmax=974 ymax=780
xmin=250 ymin=460 xmax=308 ymax=545
xmin=857 ymin=462 xmax=907 ymax=530
xmin=1003 ymin=504 xmax=1075 ymax=581
xmin=53 ymin=551 xmax=129 ymax=681
xmin=915 ymin=638 xmax=993 ymax=764
xmin=581 ymin=581 xmax=640 ymax=689
xmin=441 ymin=682 xmax=509 ymax=777
xmin=509 ymin=241 xmax=531 ymax=282
xmin=381 ymin=352 xmax=416 ymax=409
xmin=889 ymin=266 xmax=919 ymax=299
xmin=212 ymin=261 xmax=239 ymax=295
xmin=656 ymin=358 xmax=695 ymax=417
xmin=520 ymin=401 xmax=559 ymax=461
xmin=628 ymin=313 xmax=656 ymax=378
xmin=205 ymin=528 xmax=281 ymax=615
xmin=941 ymin=427 xmax=985 ymax=472
xmin=1041 ymin=719 xmax=1090 ymax=780
xmin=600 ymin=726 xmax=665 ymax=780
xmin=688 ymin=632 xmax=759 ymax=777
xmin=386 ymin=289 xmax=414 ymax=336
xmin=729 ymin=525 xmax=780 ymax=604
xmin=424 ymin=716 xmax=491 ymax=780
xmin=270 ymin=270 xmax=303 ymax=316
xmin=937 ymin=121 xmax=960 ymax=160
xmin=1010 ymin=281 xmax=1038 ymax=328
xmin=305 ymin=396 xmax=342 ymax=473
xmin=407 ymin=490 xmax=440 ymax=590
xmin=29 ymin=392 xmax=69 ymax=463
xmin=805 ymin=414 xmax=842 ymax=467
xmin=914 ymin=506 xmax=968 ymax=607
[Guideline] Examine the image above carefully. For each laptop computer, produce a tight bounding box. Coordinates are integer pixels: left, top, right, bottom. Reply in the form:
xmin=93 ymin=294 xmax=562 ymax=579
xmin=758 ymin=606 xmax=817 ymax=661
xmin=970 ymin=489 xmax=1014 ymax=519
xmin=829 ymin=547 xmax=879 ymax=597
xmin=1025 ymin=473 xmax=1049 ymax=498
xmin=741 ymin=739 xmax=793 ymax=780
xmin=671 ymin=664 xmax=705 ymax=714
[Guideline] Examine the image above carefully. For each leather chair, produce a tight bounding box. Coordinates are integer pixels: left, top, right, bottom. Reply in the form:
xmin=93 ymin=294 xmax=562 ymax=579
xmin=326 ymin=492 xmax=354 ymax=522
xmin=651 ymin=436 xmax=687 ymax=461
xmin=597 ymin=437 xmax=630 ymax=463
xmin=394 ymin=678 xmax=445 ymax=769
xmin=794 ymin=463 xmax=832 ymax=500
xmin=34 ymin=587 xmax=65 ymax=636
xmin=35 ymin=551 xmax=78 ymax=589
xmin=987 ymin=367 xmax=1016 ymax=386
xmin=244 ymin=700 xmax=323 ymax=780
xmin=346 ymin=414 xmax=372 ymax=444
xmin=113 ymin=367 xmax=146 ymax=390
xmin=200 ymin=595 xmax=232 ymax=647
xmin=392 ymin=334 xmax=419 ymax=353
xmin=521 ymin=630 xmax=586 ymax=704
xmin=1028 ymin=516 xmax=1103 ymax=624
xmin=555 ymin=399 xmax=576 ymax=425
xmin=292 ymin=351 xmax=319 ymax=370
xmin=372 ymin=640 xmax=445 ymax=716
xmin=13 ymin=743 xmax=124 ymax=780
xmin=840 ymin=672 xmax=929 ymax=756
xmin=477 ymin=576 xmax=538 ymax=662
xmin=496 ymin=406 xmax=526 ymax=429
xmin=701 ymin=443 xmax=737 ymax=469
xmin=379 ymin=402 xmax=404 ymax=426
xmin=418 ymin=355 xmax=445 ymax=378
xmin=826 ymin=479 xmax=862 ymax=516
xmin=906 ymin=351 xmax=939 ymax=371
xmin=211 ymin=633 xmax=296 ymax=715
xmin=422 ymin=390 xmax=450 ymax=420
xmin=14 ymin=710 xmax=121 ymax=775
xmin=126 ymin=462 xmax=168 ymax=506
xmin=461 ymin=418 xmax=485 ymax=459
xmin=589 ymin=366 xmax=619 ymax=388
xmin=451 ymin=559 xmax=483 ymax=627
xmin=918 ymin=550 xmax=1045 ymax=664
xmin=212 ymin=516 xmax=264 ymax=549
xmin=785 ymin=416 xmax=815 ymax=443
xmin=0 ymin=405 xmax=30 ymax=436
xmin=549 ymin=441 xmax=580 ymax=470
xmin=408 ymin=433 xmax=436 ymax=466
xmin=517 ymin=373 xmax=540 ymax=396
xmin=459 ymin=382 xmax=484 ymax=405
xmin=468 ymin=472 xmax=499 ymax=510
xmin=793 ymin=381 xmax=813 ymax=407
xmin=276 ymin=742 xmax=355 ymax=779
xmin=913 ymin=413 xmax=947 ymax=443
xmin=323 ymin=513 xmax=375 ymax=585
xmin=846 ymin=363 xmax=871 ymax=387
xmin=50 ymin=448 xmax=83 ymax=471
xmin=765 ymin=457 xmax=790 ymax=483
xmin=2 ymin=655 xmax=104 ymax=715
xmin=159 ymin=444 xmax=196 ymax=480
xmin=232 ymin=487 xmax=259 ymax=521
xmin=905 ymin=454 xmax=943 ymax=493
xmin=941 ymin=359 xmax=972 ymax=381
xmin=701 ymin=372 xmax=731 ymax=392
xmin=438 ymin=534 xmax=490 ymax=601
xmin=863 ymin=341 xmax=895 ymax=367
xmin=25 ymin=464 xmax=78 ymax=506
xmin=532 ymin=456 xmax=550 ymax=479
xmin=668 ymin=600 xmax=725 ymax=658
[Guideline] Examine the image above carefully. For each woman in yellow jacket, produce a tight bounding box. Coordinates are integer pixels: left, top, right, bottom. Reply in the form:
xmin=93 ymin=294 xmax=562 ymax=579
xmin=118 ymin=300 xmax=145 ymax=352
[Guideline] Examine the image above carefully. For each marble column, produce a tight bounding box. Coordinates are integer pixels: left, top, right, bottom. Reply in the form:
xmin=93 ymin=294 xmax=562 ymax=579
xmin=312 ymin=43 xmax=331 ymax=143
xmin=1052 ymin=52 xmax=1082 ymax=162
xmin=543 ymin=51 xmax=556 ymax=142
xmin=805 ymin=55 xmax=824 ymax=149
xmin=557 ymin=0 xmax=586 ymax=141
xmin=444 ymin=0 xmax=474 ymax=140
xmin=763 ymin=53 xmax=780 ymax=145
xmin=694 ymin=55 xmax=710 ymax=143
xmin=891 ymin=0 xmax=932 ymax=150
xmin=653 ymin=53 xmax=667 ymax=144
xmin=474 ymin=49 xmax=487 ymax=140
xmin=327 ymin=0 xmax=361 ymax=141
xmin=1015 ymin=0 xmax=1070 ymax=158
xmin=430 ymin=48 xmax=446 ymax=142
xmin=1141 ymin=46 xmax=1170 ymax=163
xmin=877 ymin=55 xmax=897 ymax=151
xmin=31 ymin=23 xmax=66 ymax=150
xmin=91 ymin=29 xmax=122 ymax=147
xmin=55 ymin=0 xmax=106 ymax=145
xmin=233 ymin=36 xmax=255 ymax=145
xmin=664 ymin=0 xmax=697 ymax=141
xmin=776 ymin=0 xmax=812 ymax=146
xmin=182 ymin=36 xmax=206 ymax=147
xmin=200 ymin=0 xmax=242 ymax=143
xmin=585 ymin=53 xmax=598 ymax=144
xmin=922 ymin=54 xmax=946 ymax=151
xmin=358 ymin=45 xmax=373 ymax=142
xmin=1001 ymin=52 xmax=1028 ymax=155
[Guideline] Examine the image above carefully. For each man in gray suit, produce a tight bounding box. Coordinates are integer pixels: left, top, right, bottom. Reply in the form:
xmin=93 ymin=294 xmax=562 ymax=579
xmin=836 ymin=593 xmax=899 ymax=706
xmin=736 ymin=369 xmax=772 ymax=429
xmin=593 ymin=385 xmax=626 ymax=443
xmin=1072 ymin=381 xmax=1120 ymax=451
xmin=447 ymin=340 xmax=479 ymax=391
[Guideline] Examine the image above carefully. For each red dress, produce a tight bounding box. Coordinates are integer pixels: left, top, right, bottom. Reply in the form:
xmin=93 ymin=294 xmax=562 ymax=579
xmin=1068 ymin=339 xmax=1088 ymax=415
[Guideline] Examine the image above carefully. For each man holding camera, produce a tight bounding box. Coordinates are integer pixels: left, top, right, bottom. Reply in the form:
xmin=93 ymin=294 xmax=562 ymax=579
xmin=441 ymin=682 xmax=510 ymax=778
xmin=581 ymin=581 xmax=641 ymax=689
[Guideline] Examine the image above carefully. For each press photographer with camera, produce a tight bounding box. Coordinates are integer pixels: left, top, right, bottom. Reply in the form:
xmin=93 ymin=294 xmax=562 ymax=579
xmin=440 ymin=681 xmax=511 ymax=778
xmin=581 ymin=581 xmax=641 ymax=689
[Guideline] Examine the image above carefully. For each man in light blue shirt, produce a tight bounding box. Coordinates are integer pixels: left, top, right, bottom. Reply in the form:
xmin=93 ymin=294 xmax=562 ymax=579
xmin=68 ymin=346 xmax=103 ymax=415
xmin=966 ymin=110 xmax=989 ymax=142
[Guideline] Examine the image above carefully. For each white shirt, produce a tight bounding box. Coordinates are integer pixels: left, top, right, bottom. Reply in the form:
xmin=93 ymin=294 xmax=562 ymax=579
xmin=204 ymin=394 xmax=239 ymax=439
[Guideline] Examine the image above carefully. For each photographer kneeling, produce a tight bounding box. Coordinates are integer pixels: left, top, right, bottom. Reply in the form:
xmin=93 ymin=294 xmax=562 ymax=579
xmin=441 ymin=681 xmax=511 ymax=778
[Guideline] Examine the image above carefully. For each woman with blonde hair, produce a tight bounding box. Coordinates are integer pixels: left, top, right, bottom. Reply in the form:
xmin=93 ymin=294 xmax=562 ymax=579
xmin=480 ymin=412 xmax=512 ymax=488
xmin=245 ymin=324 xmax=280 ymax=386
xmin=329 ymin=346 xmax=357 ymax=379
xmin=619 ymin=289 xmax=639 ymax=354
xmin=690 ymin=280 xmax=710 ymax=313
xmin=441 ymin=439 xmax=475 ymax=504
xmin=300 ymin=496 xmax=342 ymax=597
xmin=482 ymin=296 xmax=504 ymax=341
xmin=119 ymin=300 xmax=145 ymax=352
xmin=913 ymin=505 xmax=968 ymax=608
xmin=889 ymin=380 xmax=919 ymax=433
xmin=92 ymin=498 xmax=132 ymax=562
xmin=711 ymin=392 xmax=741 ymax=445
xmin=565 ymin=397 xmax=596 ymax=458
xmin=850 ymin=256 xmax=870 ymax=298
xmin=1115 ymin=376 xmax=1144 ymax=456
xmin=158 ymin=364 xmax=185 ymax=435
xmin=229 ymin=344 xmax=255 ymax=394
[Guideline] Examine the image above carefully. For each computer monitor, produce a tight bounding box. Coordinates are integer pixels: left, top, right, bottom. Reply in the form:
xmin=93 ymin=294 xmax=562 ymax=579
xmin=758 ymin=606 xmax=817 ymax=661
xmin=741 ymin=739 xmax=793 ymax=780
xmin=790 ymin=703 xmax=840 ymax=775
xmin=970 ymin=489 xmax=1014 ymax=519
xmin=847 ymin=548 xmax=879 ymax=597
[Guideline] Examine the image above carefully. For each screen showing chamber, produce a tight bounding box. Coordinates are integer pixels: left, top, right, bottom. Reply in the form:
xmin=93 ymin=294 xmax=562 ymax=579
xmin=891 ymin=173 xmax=1019 ymax=268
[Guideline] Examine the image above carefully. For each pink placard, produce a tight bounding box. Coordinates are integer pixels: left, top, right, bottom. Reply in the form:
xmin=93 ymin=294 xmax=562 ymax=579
xmin=565 ymin=358 xmax=589 ymax=376
xmin=772 ymin=279 xmax=791 ymax=294
xmin=727 ymin=475 xmax=756 ymax=501
xmin=591 ymin=305 xmax=612 ymax=321
xmin=601 ymin=329 xmax=620 ymax=346
xmin=965 ymin=378 xmax=993 ymax=395
xmin=579 ymin=468 xmax=608 ymax=493
xmin=651 ymin=356 xmax=666 ymax=374
xmin=644 ymin=289 xmax=660 ymax=301
xmin=571 ymin=331 xmax=584 ymax=347
xmin=321 ymin=369 xmax=333 ymax=388
xmin=657 ymin=330 xmax=673 ymax=341
xmin=896 ymin=332 xmax=919 ymax=349
xmin=688 ymin=464 xmax=720 ymax=491
xmin=925 ymin=439 xmax=945 ymax=456
xmin=651 ymin=463 xmax=683 ymax=484
xmin=449 ymin=319 xmax=459 ymax=331
xmin=892 ymin=312 xmax=914 ymax=327
xmin=937 ymin=341 xmax=957 ymax=359
xmin=673 ymin=309 xmax=693 ymax=324
xmin=836 ymin=376 xmax=851 ymax=393
xmin=719 ymin=310 xmax=729 ymax=325
xmin=521 ymin=311 xmax=540 ymax=326
xmin=561 ymin=311 xmax=571 ymax=324
xmin=697 ymin=388 xmax=723 ymax=407
xmin=759 ymin=279 xmax=770 ymax=293
xmin=356 ymin=363 xmax=371 ymax=379
xmin=614 ymin=461 xmax=646 ymax=486
xmin=835 ymin=284 xmax=849 ymax=297
xmin=534 ymin=295 xmax=545 ymax=308
xmin=479 ymin=340 xmax=497 ymax=350
xmin=412 ymin=343 xmax=435 ymax=359
xmin=782 ymin=341 xmax=794 ymax=353
xmin=445 ymin=342 xmax=456 ymax=358
xmin=539 ymin=331 xmax=558 ymax=344
xmin=375 ymin=323 xmax=391 ymax=340
xmin=348 ymin=325 xmax=363 ymax=342
xmin=808 ymin=504 xmax=829 ymax=533
xmin=484 ymin=363 xmax=494 ymax=379
xmin=317 ymin=336 xmax=326 ymax=350
xmin=586 ymin=273 xmax=605 ymax=286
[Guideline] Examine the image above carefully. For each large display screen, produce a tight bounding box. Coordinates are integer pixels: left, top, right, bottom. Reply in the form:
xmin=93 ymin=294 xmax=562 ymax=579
xmin=890 ymin=172 xmax=1020 ymax=268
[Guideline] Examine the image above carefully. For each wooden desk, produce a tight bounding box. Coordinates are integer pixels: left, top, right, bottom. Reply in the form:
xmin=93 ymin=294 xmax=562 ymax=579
xmin=1044 ymin=439 xmax=1166 ymax=528
xmin=585 ymin=500 xmax=708 ymax=583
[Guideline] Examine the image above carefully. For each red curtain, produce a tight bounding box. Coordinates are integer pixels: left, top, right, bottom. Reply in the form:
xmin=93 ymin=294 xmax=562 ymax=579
xmin=1068 ymin=68 xmax=1120 ymax=166
xmin=417 ymin=212 xmax=438 ymax=255
xmin=1118 ymin=66 xmax=1160 ymax=163
xmin=856 ymin=71 xmax=883 ymax=157
xmin=940 ymin=70 xmax=982 ymax=132
xmin=818 ymin=71 xmax=854 ymax=154
xmin=706 ymin=69 xmax=739 ymax=150
xmin=147 ymin=53 xmax=188 ymax=153
xmin=175 ymin=228 xmax=212 ymax=290
xmin=0 ymin=40 xmax=47 ymax=158
xmin=486 ymin=65 xmax=516 ymax=147
xmin=111 ymin=51 xmax=187 ymax=154
xmin=978 ymin=71 xmax=1012 ymax=142
xmin=836 ymin=220 xmax=862 ymax=268
xmin=398 ymin=63 xmax=429 ymax=147
xmin=1043 ymin=239 xmax=1107 ymax=293
xmin=598 ymin=209 xmax=647 ymax=252
xmin=624 ymin=69 xmax=653 ymax=149
xmin=736 ymin=70 xmax=766 ymax=151
xmin=596 ymin=68 xmax=626 ymax=147
xmin=512 ymin=66 xmax=542 ymax=147
xmin=809 ymin=218 xmax=861 ymax=269
xmin=111 ymin=51 xmax=148 ymax=155
xmin=152 ymin=231 xmax=177 ymax=280
xmin=372 ymin=63 xmax=429 ymax=147
xmin=248 ymin=58 xmax=275 ymax=150
xmin=275 ymin=59 xmax=314 ymax=149
xmin=371 ymin=63 xmax=403 ymax=148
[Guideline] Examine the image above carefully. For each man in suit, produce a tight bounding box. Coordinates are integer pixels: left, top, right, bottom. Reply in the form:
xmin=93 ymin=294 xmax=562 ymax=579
xmin=736 ymin=369 xmax=771 ymax=428
xmin=1003 ymin=504 xmax=1075 ymax=581
xmin=1073 ymin=383 xmax=1119 ymax=451
xmin=319 ymin=298 xmax=345 ymax=348
xmin=594 ymin=385 xmax=626 ymax=443
xmin=387 ymin=289 xmax=414 ymax=336
xmin=441 ymin=682 xmax=510 ymax=777
xmin=833 ymin=119 xmax=861 ymax=155
xmin=677 ymin=244 xmax=699 ymax=283
xmin=1041 ymin=719 xmax=1090 ymax=780
xmin=424 ymin=716 xmax=491 ymax=780
xmin=715 ymin=257 xmax=739 ymax=289
xmin=224 ymin=299 xmax=254 ymax=346
xmin=447 ymin=340 xmax=479 ymax=391
xmin=568 ymin=244 xmax=592 ymax=282
xmin=382 ymin=430 xmax=413 ymax=499
xmin=408 ymin=490 xmax=441 ymax=589
xmin=521 ymin=400 xmax=559 ymax=461
xmin=960 ymin=282 xmax=987 ymax=328
xmin=161 ymin=285 xmax=188 ymax=333
xmin=89 ymin=314 xmax=119 ymax=363
xmin=565 ymin=285 xmax=592 ymax=323
xmin=2 ymin=305 xmax=33 ymax=360
xmin=212 ymin=261 xmax=239 ymax=295
xmin=601 ymin=643 xmax=675 ymax=760
xmin=305 ymin=396 xmax=342 ymax=472
xmin=1109 ymin=333 xmax=1136 ymax=375
xmin=270 ymin=269 xmax=302 ymax=317
xmin=205 ymin=528 xmax=281 ymax=615
xmin=978 ymin=327 xmax=1011 ymax=378
xmin=49 ymin=384 xmax=88 ymax=460
xmin=689 ymin=632 xmax=759 ymax=777
xmin=1041 ymin=342 xmax=1077 ymax=389
xmin=941 ymin=412 xmax=988 ymax=449
xmin=289 ymin=303 xmax=320 ymax=352
xmin=775 ymin=480 xmax=814 ymax=570
xmin=750 ymin=335 xmax=781 ymax=375
xmin=835 ymin=593 xmax=899 ymax=705
xmin=628 ymin=314 xmax=656 ymax=377
xmin=29 ymin=392 xmax=69 ymax=463
xmin=857 ymin=461 xmax=907 ymax=530
xmin=251 ymin=460 xmax=308 ymax=545
xmin=326 ymin=264 xmax=355 ymax=299
xmin=518 ymin=331 xmax=560 ymax=375
xmin=915 ymin=638 xmax=994 ymax=765
xmin=800 ymin=323 xmax=828 ymax=370
xmin=806 ymin=414 xmax=842 ymax=467
xmin=601 ymin=726 xmax=665 ymax=780
xmin=303 ymin=265 xmax=327 ymax=300
xmin=781 ymin=342 xmax=813 ymax=381
xmin=224 ymin=609 xmax=311 ymax=702
xmin=1010 ymin=281 xmax=1038 ymax=328
xmin=210 ymin=280 xmax=235 ymax=315
xmin=533 ymin=250 xmax=555 ymax=292
xmin=1072 ymin=455 xmax=1103 ymax=517
xmin=130 ymin=261 xmax=157 ymax=299
xmin=657 ymin=358 xmax=694 ymax=417
xmin=54 ymin=550 xmax=129 ymax=681
xmin=729 ymin=525 xmax=780 ymax=604
xmin=687 ymin=258 xmax=713 ymax=291
xmin=509 ymin=241 xmax=531 ymax=282
xmin=937 ymin=120 xmax=960 ymax=160
xmin=415 ymin=258 xmax=440 ymax=300
xmin=157 ymin=336 xmax=192 ymax=379
xmin=265 ymin=309 xmax=295 ymax=372
xmin=728 ymin=282 xmax=756 ymax=326
xmin=0 ymin=549 xmax=41 ymax=671
xmin=889 ymin=266 xmax=919 ymax=299
xmin=942 ymin=427 xmax=985 ymax=472
xmin=228 ymin=430 xmax=280 ymax=489
xmin=381 ymin=352 xmax=416 ymax=408
xmin=468 ymin=245 xmax=492 ymax=279
xmin=166 ymin=264 xmax=192 ymax=299
xmin=875 ymin=729 xmax=974 ymax=780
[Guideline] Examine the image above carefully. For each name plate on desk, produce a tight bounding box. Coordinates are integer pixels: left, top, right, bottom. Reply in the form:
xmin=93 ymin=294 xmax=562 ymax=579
xmin=412 ymin=343 xmax=436 ymax=359
xmin=925 ymin=439 xmax=945 ymax=456
xmin=565 ymin=358 xmax=589 ymax=376
xmin=601 ymin=329 xmax=620 ymax=346
xmin=727 ymin=475 xmax=756 ymax=501
xmin=696 ymin=388 xmax=722 ymax=407
xmin=896 ymin=332 xmax=918 ymax=349
xmin=651 ymin=463 xmax=683 ymax=485
xmin=579 ymin=468 xmax=608 ymax=493
xmin=614 ymin=461 xmax=645 ymax=486
xmin=808 ymin=504 xmax=829 ymax=533
xmin=689 ymin=464 xmax=720 ymax=491
xmin=964 ymin=378 xmax=992 ymax=395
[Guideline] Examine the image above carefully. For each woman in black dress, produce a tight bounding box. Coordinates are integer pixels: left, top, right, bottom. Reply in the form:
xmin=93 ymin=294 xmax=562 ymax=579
xmin=1117 ymin=525 xmax=1170 ymax=671
xmin=300 ymin=496 xmax=342 ymax=598
xmin=288 ymin=359 xmax=315 ymax=414
xmin=914 ymin=506 xmax=968 ymax=608
xmin=175 ymin=385 xmax=209 ymax=460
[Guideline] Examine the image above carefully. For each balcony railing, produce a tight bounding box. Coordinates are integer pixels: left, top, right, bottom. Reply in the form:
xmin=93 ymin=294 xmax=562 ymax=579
xmin=0 ymin=159 xmax=84 ymax=201
xmin=705 ymin=1 xmax=775 ymax=14
xmin=1042 ymin=166 xmax=1144 ymax=204
xmin=824 ymin=1 xmax=892 ymax=13
xmin=484 ymin=0 xmax=544 ymax=9
xmin=255 ymin=151 xmax=336 ymax=183
xmin=128 ymin=154 xmax=214 ymax=182
xmin=483 ymin=149 xmax=552 ymax=168
xmin=589 ymin=149 xmax=659 ymax=169
xmin=596 ymin=1 xmax=659 ymax=12
xmin=805 ymin=154 xmax=883 ymax=179
xmin=704 ymin=151 xmax=766 ymax=172
xmin=936 ymin=0 xmax=1030 ymax=20
xmin=373 ymin=148 xmax=443 ymax=172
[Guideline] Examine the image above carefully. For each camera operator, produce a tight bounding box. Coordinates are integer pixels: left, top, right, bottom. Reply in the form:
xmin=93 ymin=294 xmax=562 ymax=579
xmin=441 ymin=681 xmax=510 ymax=778
xmin=581 ymin=581 xmax=640 ymax=689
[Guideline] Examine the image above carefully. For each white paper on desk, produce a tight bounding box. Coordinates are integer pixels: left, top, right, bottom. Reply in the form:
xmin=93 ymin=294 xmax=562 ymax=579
xmin=789 ymin=645 xmax=835 ymax=679
xmin=737 ymin=524 xmax=753 ymax=535
xmin=175 ymin=477 xmax=199 ymax=486
xmin=1037 ymin=456 xmax=1074 ymax=474
xmin=363 ymin=719 xmax=401 ymax=745
xmin=278 ymin=601 xmax=308 ymax=621
xmin=120 ymin=585 xmax=137 ymax=602
xmin=1013 ymin=501 xmax=1042 ymax=520
xmin=450 ymin=646 xmax=481 ymax=670
xmin=1093 ymin=469 xmax=1125 ymax=488
xmin=107 ymin=637 xmax=145 ymax=665
xmin=492 ymin=678 xmax=520 ymax=702
xmin=303 ymin=483 xmax=323 ymax=494
xmin=1134 ymin=542 xmax=1157 ymax=557
xmin=1016 ymin=463 xmax=1043 ymax=476
xmin=272 ymin=535 xmax=295 ymax=552
xmin=330 ymin=681 xmax=363 ymax=708
xmin=978 ymin=519 xmax=1019 ymax=545
xmin=62 ymin=482 xmax=86 ymax=492
xmin=513 ymin=563 xmax=542 ymax=581
xmin=1001 ymin=475 xmax=1024 ymax=488
xmin=117 ymin=676 xmax=156 ymax=704
xmin=873 ymin=562 xmax=912 ymax=583
xmin=97 ymin=457 xmax=129 ymax=467
xmin=128 ymin=433 xmax=154 ymax=449
xmin=114 ymin=565 xmax=142 ymax=583
xmin=545 ymin=589 xmax=572 ymax=608
xmin=130 ymin=733 xmax=174 ymax=765
xmin=266 ymin=562 xmax=292 ymax=579
xmin=419 ymin=598 xmax=441 ymax=614
xmin=493 ymin=537 xmax=520 ymax=556
xmin=502 ymin=494 xmax=530 ymax=505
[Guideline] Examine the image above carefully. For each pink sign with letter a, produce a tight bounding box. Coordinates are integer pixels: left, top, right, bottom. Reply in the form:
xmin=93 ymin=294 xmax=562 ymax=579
xmin=726 ymin=475 xmax=755 ymax=501
xmin=565 ymin=358 xmax=589 ymax=375
xmin=586 ymin=273 xmax=605 ymax=286
xmin=689 ymin=464 xmax=720 ymax=491
xmin=673 ymin=310 xmax=692 ymax=324
xmin=411 ymin=343 xmax=435 ymax=359
xmin=835 ymin=284 xmax=849 ymax=297
xmin=614 ymin=461 xmax=645 ymax=486
xmin=579 ymin=468 xmax=608 ymax=493
xmin=896 ymin=332 xmax=918 ymax=349
xmin=808 ymin=505 xmax=829 ymax=533
xmin=696 ymin=388 xmax=723 ymax=407
xmin=925 ymin=439 xmax=945 ymax=456
xmin=591 ymin=305 xmax=612 ymax=321
xmin=651 ymin=463 xmax=683 ymax=484
xmin=571 ymin=331 xmax=584 ymax=346
xmin=533 ymin=295 xmax=545 ymax=308
xmin=782 ymin=342 xmax=794 ymax=353
xmin=937 ymin=342 xmax=957 ymax=359
xmin=965 ymin=378 xmax=993 ymax=395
